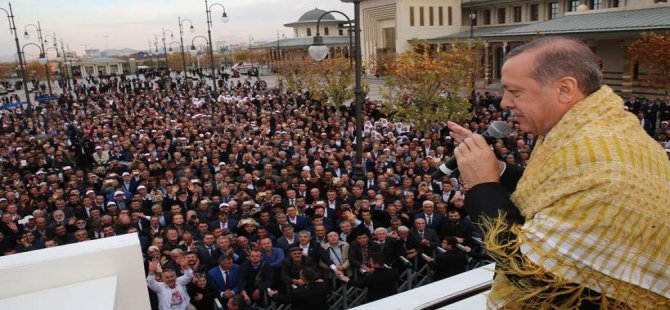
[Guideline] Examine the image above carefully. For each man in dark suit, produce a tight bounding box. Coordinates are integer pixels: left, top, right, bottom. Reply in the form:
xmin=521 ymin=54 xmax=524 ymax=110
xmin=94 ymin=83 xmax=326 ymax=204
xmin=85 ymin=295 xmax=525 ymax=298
xmin=296 ymin=230 xmax=321 ymax=263
xmin=276 ymin=224 xmax=299 ymax=254
xmin=348 ymin=232 xmax=382 ymax=271
xmin=415 ymin=200 xmax=444 ymax=232
xmin=207 ymin=255 xmax=240 ymax=304
xmin=285 ymin=206 xmax=309 ymax=232
xmin=209 ymin=211 xmax=238 ymax=233
xmin=440 ymin=209 xmax=475 ymax=246
xmin=410 ymin=218 xmax=440 ymax=255
xmin=396 ymin=225 xmax=422 ymax=262
xmin=373 ymin=227 xmax=403 ymax=269
xmin=428 ymin=237 xmax=468 ymax=281
xmin=195 ymin=233 xmax=218 ymax=270
xmin=336 ymin=252 xmax=399 ymax=302
xmin=363 ymin=171 xmax=379 ymax=192
xmin=238 ymin=249 xmax=274 ymax=305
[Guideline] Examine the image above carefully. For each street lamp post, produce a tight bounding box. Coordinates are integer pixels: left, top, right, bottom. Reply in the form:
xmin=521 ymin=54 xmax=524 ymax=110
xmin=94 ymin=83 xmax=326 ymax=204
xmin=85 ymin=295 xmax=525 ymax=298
xmin=21 ymin=42 xmax=48 ymax=100
xmin=309 ymin=2 xmax=362 ymax=162
xmin=0 ymin=3 xmax=31 ymax=108
xmin=276 ymin=31 xmax=285 ymax=62
xmin=178 ymin=17 xmax=195 ymax=79
xmin=468 ymin=11 xmax=477 ymax=102
xmin=469 ymin=11 xmax=477 ymax=39
xmin=307 ymin=11 xmax=354 ymax=68
xmin=44 ymin=33 xmax=60 ymax=92
xmin=205 ymin=0 xmax=229 ymax=89
xmin=190 ymin=35 xmax=210 ymax=75
xmin=59 ymin=39 xmax=72 ymax=90
xmin=161 ymin=28 xmax=175 ymax=72
xmin=24 ymin=21 xmax=53 ymax=95
xmin=153 ymin=36 xmax=160 ymax=68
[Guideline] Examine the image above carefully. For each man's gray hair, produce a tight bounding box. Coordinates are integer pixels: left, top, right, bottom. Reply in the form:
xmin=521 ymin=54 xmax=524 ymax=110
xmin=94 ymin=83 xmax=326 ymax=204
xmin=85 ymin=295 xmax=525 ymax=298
xmin=422 ymin=200 xmax=434 ymax=207
xmin=374 ymin=227 xmax=387 ymax=235
xmin=506 ymin=36 xmax=602 ymax=96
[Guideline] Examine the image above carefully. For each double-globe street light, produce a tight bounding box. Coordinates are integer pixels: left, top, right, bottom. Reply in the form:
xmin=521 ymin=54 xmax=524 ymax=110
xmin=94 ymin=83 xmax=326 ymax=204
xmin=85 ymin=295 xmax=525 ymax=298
xmin=161 ymin=28 xmax=175 ymax=72
xmin=189 ymin=35 xmax=210 ymax=73
xmin=43 ymin=33 xmax=62 ymax=92
xmin=308 ymin=0 xmax=364 ymax=163
xmin=204 ymin=0 xmax=228 ymax=89
xmin=58 ymin=38 xmax=72 ymax=90
xmin=0 ymin=3 xmax=31 ymax=107
xmin=24 ymin=21 xmax=56 ymax=95
xmin=177 ymin=17 xmax=195 ymax=79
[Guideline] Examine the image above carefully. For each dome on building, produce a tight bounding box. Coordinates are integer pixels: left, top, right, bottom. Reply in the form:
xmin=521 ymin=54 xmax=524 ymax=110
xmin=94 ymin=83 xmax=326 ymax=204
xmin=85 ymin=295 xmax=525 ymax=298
xmin=298 ymin=8 xmax=336 ymax=22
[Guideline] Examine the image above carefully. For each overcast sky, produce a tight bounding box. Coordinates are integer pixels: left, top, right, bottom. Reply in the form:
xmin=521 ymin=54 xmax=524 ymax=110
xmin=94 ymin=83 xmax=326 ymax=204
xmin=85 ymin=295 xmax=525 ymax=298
xmin=0 ymin=0 xmax=353 ymax=61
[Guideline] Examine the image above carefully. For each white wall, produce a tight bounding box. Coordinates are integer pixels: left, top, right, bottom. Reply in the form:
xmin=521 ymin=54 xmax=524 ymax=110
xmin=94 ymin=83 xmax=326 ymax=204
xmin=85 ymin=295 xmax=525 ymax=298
xmin=293 ymin=22 xmax=344 ymax=38
xmin=396 ymin=0 xmax=462 ymax=53
xmin=0 ymin=234 xmax=150 ymax=310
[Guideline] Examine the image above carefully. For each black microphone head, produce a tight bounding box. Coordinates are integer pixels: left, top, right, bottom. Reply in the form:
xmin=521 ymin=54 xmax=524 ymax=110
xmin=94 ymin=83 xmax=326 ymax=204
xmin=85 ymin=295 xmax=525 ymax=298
xmin=486 ymin=121 xmax=512 ymax=139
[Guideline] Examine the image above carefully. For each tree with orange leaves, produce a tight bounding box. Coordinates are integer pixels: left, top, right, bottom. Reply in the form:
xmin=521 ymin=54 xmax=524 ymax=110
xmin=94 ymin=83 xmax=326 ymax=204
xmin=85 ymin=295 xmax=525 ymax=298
xmin=305 ymin=57 xmax=354 ymax=107
xmin=382 ymin=41 xmax=482 ymax=132
xmin=628 ymin=32 xmax=670 ymax=94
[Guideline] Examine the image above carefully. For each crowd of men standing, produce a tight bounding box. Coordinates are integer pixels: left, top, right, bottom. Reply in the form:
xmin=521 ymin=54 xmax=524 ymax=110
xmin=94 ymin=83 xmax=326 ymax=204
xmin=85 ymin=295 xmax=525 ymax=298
xmin=0 ymin=67 xmax=668 ymax=310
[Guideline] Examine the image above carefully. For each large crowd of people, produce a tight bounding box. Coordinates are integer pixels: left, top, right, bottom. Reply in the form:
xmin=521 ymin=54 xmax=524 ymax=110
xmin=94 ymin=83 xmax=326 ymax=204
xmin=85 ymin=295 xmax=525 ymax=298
xmin=0 ymin=69 xmax=668 ymax=310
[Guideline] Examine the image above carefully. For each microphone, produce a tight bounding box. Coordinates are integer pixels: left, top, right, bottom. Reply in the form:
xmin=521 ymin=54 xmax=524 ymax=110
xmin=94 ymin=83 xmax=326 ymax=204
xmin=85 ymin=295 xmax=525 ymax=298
xmin=432 ymin=121 xmax=512 ymax=179
xmin=399 ymin=256 xmax=411 ymax=266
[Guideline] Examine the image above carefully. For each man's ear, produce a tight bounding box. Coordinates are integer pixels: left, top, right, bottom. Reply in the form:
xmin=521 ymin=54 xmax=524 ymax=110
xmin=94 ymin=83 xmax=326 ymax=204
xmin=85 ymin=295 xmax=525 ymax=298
xmin=556 ymin=76 xmax=581 ymax=104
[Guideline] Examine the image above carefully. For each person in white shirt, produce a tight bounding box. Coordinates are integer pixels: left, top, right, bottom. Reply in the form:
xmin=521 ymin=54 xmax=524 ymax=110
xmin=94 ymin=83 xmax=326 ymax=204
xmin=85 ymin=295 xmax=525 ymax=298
xmin=147 ymin=255 xmax=193 ymax=310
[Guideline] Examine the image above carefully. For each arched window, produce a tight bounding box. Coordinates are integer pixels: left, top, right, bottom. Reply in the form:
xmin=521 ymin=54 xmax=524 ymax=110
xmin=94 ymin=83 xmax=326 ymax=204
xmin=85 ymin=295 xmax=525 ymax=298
xmin=306 ymin=28 xmax=312 ymax=36
xmin=324 ymin=27 xmax=330 ymax=35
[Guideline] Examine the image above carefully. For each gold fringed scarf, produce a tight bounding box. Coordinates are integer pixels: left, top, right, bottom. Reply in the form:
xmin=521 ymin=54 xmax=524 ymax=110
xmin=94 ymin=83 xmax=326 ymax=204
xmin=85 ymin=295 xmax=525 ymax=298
xmin=484 ymin=86 xmax=670 ymax=309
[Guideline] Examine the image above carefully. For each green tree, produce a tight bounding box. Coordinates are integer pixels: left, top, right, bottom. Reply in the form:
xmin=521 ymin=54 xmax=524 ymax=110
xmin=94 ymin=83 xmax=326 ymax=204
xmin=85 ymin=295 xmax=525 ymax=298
xmin=628 ymin=32 xmax=670 ymax=94
xmin=382 ymin=41 xmax=482 ymax=132
xmin=307 ymin=57 xmax=355 ymax=107
xmin=275 ymin=59 xmax=312 ymax=93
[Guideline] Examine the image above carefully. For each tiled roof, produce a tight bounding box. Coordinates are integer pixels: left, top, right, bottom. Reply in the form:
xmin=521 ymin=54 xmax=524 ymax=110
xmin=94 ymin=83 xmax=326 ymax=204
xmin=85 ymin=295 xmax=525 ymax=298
xmin=497 ymin=7 xmax=670 ymax=36
xmin=431 ymin=7 xmax=670 ymax=41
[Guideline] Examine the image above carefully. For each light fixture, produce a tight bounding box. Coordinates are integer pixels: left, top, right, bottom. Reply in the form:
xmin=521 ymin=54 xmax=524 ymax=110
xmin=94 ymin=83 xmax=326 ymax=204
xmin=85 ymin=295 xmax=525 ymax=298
xmin=169 ymin=47 xmax=173 ymax=52
xmin=221 ymin=12 xmax=229 ymax=23
xmin=469 ymin=12 xmax=477 ymax=21
xmin=38 ymin=53 xmax=47 ymax=65
xmin=189 ymin=25 xmax=195 ymax=33
xmin=23 ymin=31 xmax=30 ymax=40
xmin=189 ymin=45 xmax=197 ymax=55
xmin=308 ymin=35 xmax=328 ymax=61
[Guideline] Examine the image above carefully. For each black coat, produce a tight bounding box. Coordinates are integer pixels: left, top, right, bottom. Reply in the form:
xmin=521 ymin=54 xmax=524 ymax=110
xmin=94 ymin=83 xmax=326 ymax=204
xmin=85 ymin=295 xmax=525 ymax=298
xmin=238 ymin=261 xmax=274 ymax=294
xmin=348 ymin=267 xmax=399 ymax=302
xmin=272 ymin=281 xmax=330 ymax=310
xmin=187 ymin=282 xmax=219 ymax=310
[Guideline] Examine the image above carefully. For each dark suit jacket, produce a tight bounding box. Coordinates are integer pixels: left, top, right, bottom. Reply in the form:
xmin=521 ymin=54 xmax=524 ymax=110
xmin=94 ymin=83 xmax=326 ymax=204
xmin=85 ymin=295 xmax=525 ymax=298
xmin=195 ymin=244 xmax=218 ymax=270
xmin=348 ymin=242 xmax=382 ymax=270
xmin=432 ymin=249 xmax=468 ymax=281
xmin=276 ymin=235 xmax=299 ymax=254
xmin=287 ymin=216 xmax=309 ymax=232
xmin=397 ymin=235 xmax=422 ymax=256
xmin=348 ymin=267 xmax=399 ymax=302
xmin=415 ymin=212 xmax=444 ymax=232
xmin=207 ymin=264 xmax=241 ymax=295
xmin=237 ymin=261 xmax=273 ymax=294
xmin=272 ymin=281 xmax=330 ymax=310
xmin=463 ymin=163 xmax=525 ymax=226
xmin=375 ymin=238 xmax=403 ymax=268
xmin=410 ymin=228 xmax=440 ymax=253
xmin=209 ymin=219 xmax=239 ymax=232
